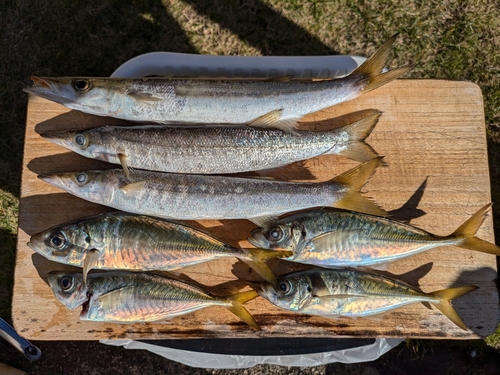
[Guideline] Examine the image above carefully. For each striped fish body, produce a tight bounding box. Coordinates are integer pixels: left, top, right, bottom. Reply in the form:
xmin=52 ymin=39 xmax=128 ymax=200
xmin=48 ymin=271 xmax=260 ymax=329
xmin=259 ymin=268 xmax=476 ymax=330
xmin=28 ymin=213 xmax=247 ymax=271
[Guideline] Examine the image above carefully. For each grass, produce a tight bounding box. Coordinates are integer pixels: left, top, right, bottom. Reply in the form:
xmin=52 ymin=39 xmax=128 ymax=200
xmin=1 ymin=0 xmax=500 ymax=355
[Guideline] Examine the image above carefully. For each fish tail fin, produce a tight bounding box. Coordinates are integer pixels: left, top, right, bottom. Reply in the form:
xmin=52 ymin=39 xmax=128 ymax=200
xmin=337 ymin=111 xmax=383 ymax=163
xmin=351 ymin=33 xmax=412 ymax=94
xmin=241 ymin=248 xmax=293 ymax=287
xmin=330 ymin=157 xmax=388 ymax=216
xmin=451 ymin=204 xmax=500 ymax=255
xmin=226 ymin=290 xmax=261 ymax=331
xmin=429 ymin=285 xmax=478 ymax=330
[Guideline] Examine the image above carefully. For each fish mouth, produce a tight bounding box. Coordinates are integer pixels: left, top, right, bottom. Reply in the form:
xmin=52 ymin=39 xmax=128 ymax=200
xmin=38 ymin=174 xmax=63 ymax=189
xmin=23 ymin=76 xmax=74 ymax=105
xmin=40 ymin=130 xmax=74 ymax=149
xmin=247 ymin=229 xmax=268 ymax=248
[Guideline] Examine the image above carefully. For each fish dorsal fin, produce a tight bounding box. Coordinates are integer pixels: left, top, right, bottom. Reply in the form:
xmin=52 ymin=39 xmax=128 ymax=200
xmin=118 ymin=153 xmax=130 ymax=178
xmin=120 ymin=181 xmax=146 ymax=195
xmin=249 ymin=215 xmax=279 ymax=227
xmin=83 ymin=249 xmax=101 ymax=284
xmin=247 ymin=109 xmax=299 ymax=133
xmin=266 ymin=75 xmax=294 ymax=83
xmin=127 ymin=91 xmax=163 ymax=101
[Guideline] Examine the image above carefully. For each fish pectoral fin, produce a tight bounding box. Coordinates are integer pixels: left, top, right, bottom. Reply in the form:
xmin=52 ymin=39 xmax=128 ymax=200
xmin=83 ymin=249 xmax=100 ymax=284
xmin=247 ymin=109 xmax=299 ymax=133
xmin=249 ymin=215 xmax=279 ymax=227
xmin=127 ymin=91 xmax=163 ymax=101
xmin=120 ymin=181 xmax=146 ymax=195
xmin=309 ymin=230 xmax=360 ymax=252
xmin=117 ymin=153 xmax=130 ymax=178
xmin=92 ymin=286 xmax=136 ymax=311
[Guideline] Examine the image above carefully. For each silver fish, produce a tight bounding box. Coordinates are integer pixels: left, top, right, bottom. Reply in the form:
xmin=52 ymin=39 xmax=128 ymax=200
xmin=38 ymin=158 xmax=386 ymax=224
xmin=249 ymin=205 xmax=500 ymax=267
xmin=259 ymin=268 xmax=477 ymax=330
xmin=24 ymin=35 xmax=409 ymax=127
xmin=41 ymin=111 xmax=381 ymax=174
xmin=28 ymin=212 xmax=291 ymax=286
xmin=48 ymin=271 xmax=260 ymax=329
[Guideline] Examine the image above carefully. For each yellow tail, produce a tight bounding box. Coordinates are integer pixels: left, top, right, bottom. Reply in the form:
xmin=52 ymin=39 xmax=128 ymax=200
xmin=451 ymin=204 xmax=500 ymax=255
xmin=241 ymin=248 xmax=293 ymax=288
xmin=351 ymin=33 xmax=412 ymax=93
xmin=225 ymin=290 xmax=261 ymax=331
xmin=330 ymin=157 xmax=388 ymax=216
xmin=430 ymin=286 xmax=478 ymax=330
xmin=338 ymin=111 xmax=382 ymax=163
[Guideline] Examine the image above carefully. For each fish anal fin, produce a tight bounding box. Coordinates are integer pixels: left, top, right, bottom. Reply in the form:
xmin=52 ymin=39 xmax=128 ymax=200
xmin=247 ymin=109 xmax=299 ymax=133
xmin=120 ymin=181 xmax=146 ymax=196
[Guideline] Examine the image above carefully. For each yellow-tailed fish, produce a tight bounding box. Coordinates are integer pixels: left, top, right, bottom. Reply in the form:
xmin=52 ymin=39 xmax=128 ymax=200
xmin=259 ymin=268 xmax=477 ymax=330
xmin=24 ymin=35 xmax=409 ymax=129
xmin=41 ymin=111 xmax=382 ymax=175
xmin=28 ymin=212 xmax=291 ymax=286
xmin=47 ymin=271 xmax=260 ymax=329
xmin=249 ymin=205 xmax=500 ymax=267
xmin=37 ymin=158 xmax=387 ymax=225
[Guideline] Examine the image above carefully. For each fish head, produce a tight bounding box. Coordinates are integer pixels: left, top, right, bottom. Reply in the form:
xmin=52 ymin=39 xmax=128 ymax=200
xmin=28 ymin=220 xmax=95 ymax=267
xmin=24 ymin=77 xmax=127 ymax=116
xmin=47 ymin=271 xmax=88 ymax=310
xmin=38 ymin=170 xmax=120 ymax=205
xmin=259 ymin=274 xmax=314 ymax=311
xmin=41 ymin=128 xmax=109 ymax=161
xmin=249 ymin=221 xmax=306 ymax=253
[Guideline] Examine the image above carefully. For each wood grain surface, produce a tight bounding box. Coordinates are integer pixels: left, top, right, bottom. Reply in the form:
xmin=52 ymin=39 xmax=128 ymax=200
xmin=13 ymin=79 xmax=499 ymax=340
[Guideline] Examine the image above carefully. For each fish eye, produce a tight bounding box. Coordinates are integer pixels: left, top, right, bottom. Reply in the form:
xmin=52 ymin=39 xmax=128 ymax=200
xmin=306 ymin=285 xmax=312 ymax=293
xmin=268 ymin=226 xmax=283 ymax=242
xmin=75 ymin=172 xmax=88 ymax=185
xmin=278 ymin=280 xmax=292 ymax=294
xmin=74 ymin=133 xmax=88 ymax=148
xmin=73 ymin=79 xmax=90 ymax=92
xmin=59 ymin=275 xmax=74 ymax=291
xmin=49 ymin=232 xmax=66 ymax=249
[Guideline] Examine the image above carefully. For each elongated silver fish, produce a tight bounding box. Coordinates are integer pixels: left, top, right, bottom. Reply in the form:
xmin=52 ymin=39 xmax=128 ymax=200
xmin=28 ymin=212 xmax=291 ymax=286
xmin=38 ymin=158 xmax=386 ymax=224
xmin=259 ymin=268 xmax=477 ymax=330
xmin=24 ymin=35 xmax=410 ymax=127
xmin=41 ymin=111 xmax=381 ymax=174
xmin=249 ymin=205 xmax=500 ymax=267
xmin=48 ymin=271 xmax=260 ymax=329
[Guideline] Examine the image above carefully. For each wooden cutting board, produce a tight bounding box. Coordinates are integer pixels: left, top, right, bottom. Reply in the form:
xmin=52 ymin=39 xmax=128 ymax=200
xmin=13 ymin=79 xmax=499 ymax=340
